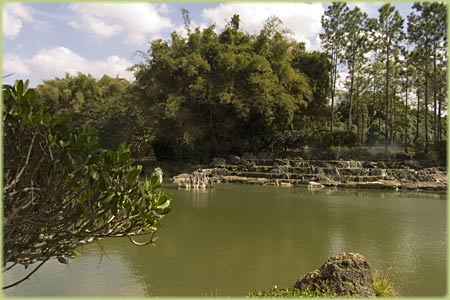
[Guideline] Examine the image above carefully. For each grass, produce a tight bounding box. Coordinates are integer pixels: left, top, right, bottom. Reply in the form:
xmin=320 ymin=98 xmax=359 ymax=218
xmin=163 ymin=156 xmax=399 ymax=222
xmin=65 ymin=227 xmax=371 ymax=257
xmin=247 ymin=286 xmax=337 ymax=298
xmin=372 ymin=270 xmax=398 ymax=297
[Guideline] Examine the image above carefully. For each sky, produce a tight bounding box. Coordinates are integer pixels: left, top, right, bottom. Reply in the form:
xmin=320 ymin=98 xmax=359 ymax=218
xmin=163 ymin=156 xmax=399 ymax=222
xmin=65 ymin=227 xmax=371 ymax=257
xmin=2 ymin=2 xmax=414 ymax=87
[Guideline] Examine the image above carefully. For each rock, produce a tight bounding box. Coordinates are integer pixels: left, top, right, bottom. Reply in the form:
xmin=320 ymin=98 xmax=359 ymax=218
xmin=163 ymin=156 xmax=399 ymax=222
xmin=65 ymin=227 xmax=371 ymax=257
xmin=394 ymin=152 xmax=413 ymax=160
xmin=256 ymin=152 xmax=270 ymax=159
xmin=172 ymin=173 xmax=191 ymax=184
xmin=308 ymin=181 xmax=324 ymax=189
xmin=227 ymin=155 xmax=241 ymax=164
xmin=363 ymin=161 xmax=378 ymax=168
xmin=242 ymin=152 xmax=257 ymax=160
xmin=211 ymin=157 xmax=226 ymax=166
xmin=404 ymin=159 xmax=423 ymax=170
xmin=212 ymin=168 xmax=228 ymax=176
xmin=294 ymin=252 xmax=375 ymax=297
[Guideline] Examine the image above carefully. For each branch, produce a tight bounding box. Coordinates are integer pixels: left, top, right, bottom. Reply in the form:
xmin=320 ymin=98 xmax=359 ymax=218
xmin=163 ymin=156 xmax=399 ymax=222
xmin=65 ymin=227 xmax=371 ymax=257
xmin=127 ymin=230 xmax=157 ymax=246
xmin=2 ymin=257 xmax=49 ymax=290
xmin=4 ymin=133 xmax=37 ymax=192
xmin=2 ymin=73 xmax=14 ymax=79
xmin=3 ymin=263 xmax=17 ymax=273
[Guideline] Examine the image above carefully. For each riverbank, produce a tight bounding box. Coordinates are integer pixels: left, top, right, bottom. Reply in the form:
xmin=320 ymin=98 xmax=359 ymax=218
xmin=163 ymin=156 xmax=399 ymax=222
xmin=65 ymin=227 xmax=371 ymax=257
xmin=173 ymin=157 xmax=447 ymax=192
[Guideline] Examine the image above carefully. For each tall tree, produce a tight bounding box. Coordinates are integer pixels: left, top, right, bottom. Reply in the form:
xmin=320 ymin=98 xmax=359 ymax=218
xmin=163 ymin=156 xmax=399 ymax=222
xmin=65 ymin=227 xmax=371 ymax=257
xmin=407 ymin=2 xmax=447 ymax=152
xmin=320 ymin=2 xmax=348 ymax=132
xmin=375 ymin=4 xmax=405 ymax=154
xmin=341 ymin=6 xmax=369 ymax=131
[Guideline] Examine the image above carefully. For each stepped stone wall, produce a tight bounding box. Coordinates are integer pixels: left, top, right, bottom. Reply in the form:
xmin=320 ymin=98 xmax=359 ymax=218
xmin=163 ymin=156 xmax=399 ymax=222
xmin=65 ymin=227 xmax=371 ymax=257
xmin=173 ymin=157 xmax=447 ymax=192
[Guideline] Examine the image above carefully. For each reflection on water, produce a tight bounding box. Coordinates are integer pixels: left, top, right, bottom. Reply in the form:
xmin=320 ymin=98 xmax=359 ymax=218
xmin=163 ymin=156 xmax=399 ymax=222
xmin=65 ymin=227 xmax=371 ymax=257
xmin=4 ymin=184 xmax=447 ymax=297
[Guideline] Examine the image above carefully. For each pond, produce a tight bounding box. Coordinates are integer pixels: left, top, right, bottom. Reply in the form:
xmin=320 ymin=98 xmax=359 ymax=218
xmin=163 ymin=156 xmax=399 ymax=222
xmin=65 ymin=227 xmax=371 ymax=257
xmin=4 ymin=184 xmax=447 ymax=297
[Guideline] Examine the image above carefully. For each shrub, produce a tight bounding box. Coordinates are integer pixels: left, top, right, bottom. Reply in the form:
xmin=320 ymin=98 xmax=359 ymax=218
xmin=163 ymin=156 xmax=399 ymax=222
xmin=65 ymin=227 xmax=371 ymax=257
xmin=372 ymin=271 xmax=398 ymax=297
xmin=3 ymin=80 xmax=172 ymax=289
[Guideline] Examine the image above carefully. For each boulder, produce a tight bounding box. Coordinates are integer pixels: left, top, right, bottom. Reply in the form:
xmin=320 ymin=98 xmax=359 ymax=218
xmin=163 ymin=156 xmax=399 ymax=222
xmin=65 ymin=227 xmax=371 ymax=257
xmin=212 ymin=168 xmax=228 ymax=177
xmin=307 ymin=181 xmax=324 ymax=189
xmin=294 ymin=252 xmax=375 ymax=297
xmin=211 ymin=157 xmax=226 ymax=166
xmin=227 ymin=155 xmax=241 ymax=164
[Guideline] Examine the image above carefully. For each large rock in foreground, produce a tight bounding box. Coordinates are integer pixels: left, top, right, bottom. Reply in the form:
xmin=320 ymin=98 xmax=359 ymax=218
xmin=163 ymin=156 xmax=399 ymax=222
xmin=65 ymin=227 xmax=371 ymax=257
xmin=294 ymin=252 xmax=376 ymax=297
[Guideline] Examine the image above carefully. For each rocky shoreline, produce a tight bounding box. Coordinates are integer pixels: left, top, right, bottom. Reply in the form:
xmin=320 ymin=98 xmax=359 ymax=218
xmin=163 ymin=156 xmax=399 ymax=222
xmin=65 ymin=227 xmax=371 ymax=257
xmin=173 ymin=157 xmax=447 ymax=192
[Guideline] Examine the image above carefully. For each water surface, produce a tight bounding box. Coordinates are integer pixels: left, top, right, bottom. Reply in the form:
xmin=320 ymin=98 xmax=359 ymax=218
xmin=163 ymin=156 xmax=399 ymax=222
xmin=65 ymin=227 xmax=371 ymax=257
xmin=4 ymin=184 xmax=447 ymax=296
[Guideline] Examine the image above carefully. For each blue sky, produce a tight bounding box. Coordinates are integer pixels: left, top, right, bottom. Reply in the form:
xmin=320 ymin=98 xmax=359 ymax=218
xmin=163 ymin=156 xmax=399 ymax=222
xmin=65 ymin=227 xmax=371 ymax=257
xmin=3 ymin=2 xmax=413 ymax=87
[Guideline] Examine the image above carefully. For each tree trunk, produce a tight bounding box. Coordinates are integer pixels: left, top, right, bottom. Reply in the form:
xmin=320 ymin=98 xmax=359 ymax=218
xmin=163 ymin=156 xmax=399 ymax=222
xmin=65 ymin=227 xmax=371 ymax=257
xmin=404 ymin=71 xmax=409 ymax=154
xmin=348 ymin=58 xmax=355 ymax=131
xmin=432 ymin=48 xmax=437 ymax=143
xmin=415 ymin=87 xmax=420 ymax=145
xmin=331 ymin=51 xmax=338 ymax=132
xmin=424 ymin=39 xmax=430 ymax=153
xmin=424 ymin=69 xmax=429 ymax=153
xmin=438 ymin=90 xmax=442 ymax=141
xmin=384 ymin=47 xmax=390 ymax=155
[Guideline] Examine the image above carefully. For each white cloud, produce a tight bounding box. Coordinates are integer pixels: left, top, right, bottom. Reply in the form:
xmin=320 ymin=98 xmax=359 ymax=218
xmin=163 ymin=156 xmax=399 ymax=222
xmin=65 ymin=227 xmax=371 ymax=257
xmin=3 ymin=3 xmax=35 ymax=39
xmin=3 ymin=54 xmax=30 ymax=76
xmin=69 ymin=3 xmax=173 ymax=44
xmin=351 ymin=3 xmax=382 ymax=17
xmin=3 ymin=9 xmax=22 ymax=39
xmin=201 ymin=3 xmax=324 ymax=50
xmin=173 ymin=20 xmax=209 ymax=39
xmin=29 ymin=47 xmax=133 ymax=80
xmin=4 ymin=47 xmax=134 ymax=85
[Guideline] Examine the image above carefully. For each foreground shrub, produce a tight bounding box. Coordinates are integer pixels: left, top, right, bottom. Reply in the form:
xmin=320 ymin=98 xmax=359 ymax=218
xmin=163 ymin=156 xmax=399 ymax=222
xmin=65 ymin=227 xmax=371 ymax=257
xmin=3 ymin=80 xmax=171 ymax=289
xmin=372 ymin=271 xmax=398 ymax=297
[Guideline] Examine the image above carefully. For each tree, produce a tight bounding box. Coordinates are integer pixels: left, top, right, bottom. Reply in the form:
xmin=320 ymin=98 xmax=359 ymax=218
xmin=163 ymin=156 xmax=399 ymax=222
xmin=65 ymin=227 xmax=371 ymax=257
xmin=131 ymin=13 xmax=314 ymax=160
xmin=407 ymin=2 xmax=447 ymax=152
xmin=341 ymin=6 xmax=369 ymax=131
xmin=36 ymin=74 xmax=150 ymax=155
xmin=3 ymin=81 xmax=171 ymax=289
xmin=320 ymin=2 xmax=348 ymax=132
xmin=375 ymin=4 xmax=405 ymax=154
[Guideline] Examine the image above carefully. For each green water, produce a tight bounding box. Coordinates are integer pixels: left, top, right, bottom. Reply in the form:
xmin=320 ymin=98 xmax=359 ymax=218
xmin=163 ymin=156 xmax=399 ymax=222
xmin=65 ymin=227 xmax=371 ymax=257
xmin=4 ymin=184 xmax=447 ymax=297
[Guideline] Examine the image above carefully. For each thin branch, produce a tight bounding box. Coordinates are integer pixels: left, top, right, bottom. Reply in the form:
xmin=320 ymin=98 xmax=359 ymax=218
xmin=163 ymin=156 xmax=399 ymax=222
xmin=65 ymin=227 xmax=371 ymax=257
xmin=4 ymin=133 xmax=38 ymax=192
xmin=3 ymin=257 xmax=49 ymax=290
xmin=3 ymin=263 xmax=17 ymax=273
xmin=127 ymin=230 xmax=157 ymax=246
xmin=2 ymin=73 xmax=14 ymax=79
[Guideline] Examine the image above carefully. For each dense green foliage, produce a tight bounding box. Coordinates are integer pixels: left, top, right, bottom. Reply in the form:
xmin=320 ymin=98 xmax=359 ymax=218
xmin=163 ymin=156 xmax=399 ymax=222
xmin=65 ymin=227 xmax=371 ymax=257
xmin=131 ymin=15 xmax=322 ymax=161
xmin=3 ymin=80 xmax=171 ymax=288
xmin=36 ymin=73 xmax=151 ymax=155
xmin=32 ymin=3 xmax=447 ymax=162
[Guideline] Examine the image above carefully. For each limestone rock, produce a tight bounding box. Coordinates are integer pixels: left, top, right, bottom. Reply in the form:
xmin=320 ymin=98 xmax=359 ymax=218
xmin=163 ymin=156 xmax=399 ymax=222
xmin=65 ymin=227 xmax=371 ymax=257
xmin=294 ymin=252 xmax=375 ymax=297
xmin=211 ymin=157 xmax=226 ymax=166
xmin=227 ymin=155 xmax=241 ymax=164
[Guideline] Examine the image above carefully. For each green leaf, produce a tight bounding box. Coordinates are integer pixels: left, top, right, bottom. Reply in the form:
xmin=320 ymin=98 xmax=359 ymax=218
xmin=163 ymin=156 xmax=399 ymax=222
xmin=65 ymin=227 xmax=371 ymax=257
xmin=126 ymin=168 xmax=141 ymax=184
xmin=15 ymin=80 xmax=24 ymax=98
xmin=89 ymin=168 xmax=98 ymax=180
xmin=24 ymin=89 xmax=36 ymax=102
xmin=101 ymin=193 xmax=115 ymax=204
xmin=23 ymin=79 xmax=29 ymax=91
xmin=150 ymin=175 xmax=160 ymax=186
